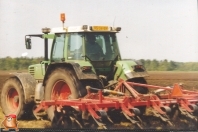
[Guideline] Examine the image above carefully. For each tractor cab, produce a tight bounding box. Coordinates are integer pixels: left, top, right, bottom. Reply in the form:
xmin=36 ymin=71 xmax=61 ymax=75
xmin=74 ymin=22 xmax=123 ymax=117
xmin=50 ymin=25 xmax=122 ymax=77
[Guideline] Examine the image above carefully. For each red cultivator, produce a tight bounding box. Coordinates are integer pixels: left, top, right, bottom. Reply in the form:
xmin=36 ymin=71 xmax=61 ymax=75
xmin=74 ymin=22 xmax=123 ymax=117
xmin=33 ymin=80 xmax=198 ymax=129
xmin=121 ymin=82 xmax=198 ymax=128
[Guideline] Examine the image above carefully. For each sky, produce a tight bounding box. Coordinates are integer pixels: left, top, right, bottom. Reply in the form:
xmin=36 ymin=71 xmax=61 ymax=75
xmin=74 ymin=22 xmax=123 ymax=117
xmin=0 ymin=0 xmax=197 ymax=62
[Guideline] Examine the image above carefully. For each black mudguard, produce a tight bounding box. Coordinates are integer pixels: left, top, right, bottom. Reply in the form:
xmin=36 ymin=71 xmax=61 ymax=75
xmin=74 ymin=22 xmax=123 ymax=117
xmin=9 ymin=72 xmax=37 ymax=104
xmin=71 ymin=62 xmax=98 ymax=80
xmin=43 ymin=62 xmax=98 ymax=86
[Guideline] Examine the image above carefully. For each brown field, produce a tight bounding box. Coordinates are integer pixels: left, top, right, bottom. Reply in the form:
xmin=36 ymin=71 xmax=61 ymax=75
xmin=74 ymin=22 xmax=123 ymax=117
xmin=146 ymin=71 xmax=198 ymax=90
xmin=0 ymin=70 xmax=198 ymax=129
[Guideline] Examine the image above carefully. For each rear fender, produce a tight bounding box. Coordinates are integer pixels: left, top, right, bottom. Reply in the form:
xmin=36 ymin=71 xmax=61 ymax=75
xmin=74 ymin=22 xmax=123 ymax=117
xmin=9 ymin=73 xmax=37 ymax=104
xmin=43 ymin=62 xmax=98 ymax=86
xmin=114 ymin=60 xmax=149 ymax=81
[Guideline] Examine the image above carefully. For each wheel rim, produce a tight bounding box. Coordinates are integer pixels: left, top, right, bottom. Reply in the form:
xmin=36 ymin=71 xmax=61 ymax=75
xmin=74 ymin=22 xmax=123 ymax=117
xmin=51 ymin=80 xmax=71 ymax=100
xmin=7 ymin=88 xmax=19 ymax=110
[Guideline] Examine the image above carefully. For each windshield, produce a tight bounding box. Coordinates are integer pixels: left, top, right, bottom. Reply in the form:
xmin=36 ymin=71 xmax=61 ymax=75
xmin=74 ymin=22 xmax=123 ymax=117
xmin=67 ymin=32 xmax=119 ymax=61
xmin=50 ymin=32 xmax=120 ymax=61
xmin=85 ymin=32 xmax=119 ymax=61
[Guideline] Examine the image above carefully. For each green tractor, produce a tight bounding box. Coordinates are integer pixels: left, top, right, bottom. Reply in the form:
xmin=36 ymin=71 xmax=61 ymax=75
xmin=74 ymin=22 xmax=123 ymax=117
xmin=1 ymin=14 xmax=149 ymax=122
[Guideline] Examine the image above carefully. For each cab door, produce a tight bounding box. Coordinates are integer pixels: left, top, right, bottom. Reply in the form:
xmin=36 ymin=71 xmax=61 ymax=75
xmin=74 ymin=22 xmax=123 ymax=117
xmin=51 ymin=34 xmax=66 ymax=62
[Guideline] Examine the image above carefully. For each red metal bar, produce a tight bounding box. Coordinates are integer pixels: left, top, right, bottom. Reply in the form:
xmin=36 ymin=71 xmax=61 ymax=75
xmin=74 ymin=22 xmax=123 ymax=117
xmin=33 ymin=80 xmax=198 ymax=122
xmin=87 ymin=105 xmax=100 ymax=119
xmin=113 ymin=81 xmax=198 ymax=114
xmin=121 ymin=103 xmax=134 ymax=116
xmin=127 ymin=82 xmax=173 ymax=91
xmin=178 ymin=99 xmax=193 ymax=113
xmin=127 ymin=82 xmax=198 ymax=94
xmin=99 ymin=90 xmax=102 ymax=103
xmin=123 ymin=81 xmax=139 ymax=99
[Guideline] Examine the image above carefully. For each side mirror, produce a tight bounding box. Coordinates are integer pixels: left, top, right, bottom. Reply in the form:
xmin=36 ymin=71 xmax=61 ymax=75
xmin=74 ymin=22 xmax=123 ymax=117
xmin=25 ymin=38 xmax=31 ymax=49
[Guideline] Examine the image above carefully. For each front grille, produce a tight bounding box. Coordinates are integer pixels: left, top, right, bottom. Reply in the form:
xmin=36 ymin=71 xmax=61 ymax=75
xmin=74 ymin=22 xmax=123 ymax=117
xmin=29 ymin=67 xmax=35 ymax=76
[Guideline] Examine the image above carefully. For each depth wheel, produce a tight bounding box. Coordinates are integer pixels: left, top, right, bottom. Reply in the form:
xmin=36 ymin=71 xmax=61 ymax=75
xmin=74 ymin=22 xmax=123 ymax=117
xmin=1 ymin=77 xmax=26 ymax=119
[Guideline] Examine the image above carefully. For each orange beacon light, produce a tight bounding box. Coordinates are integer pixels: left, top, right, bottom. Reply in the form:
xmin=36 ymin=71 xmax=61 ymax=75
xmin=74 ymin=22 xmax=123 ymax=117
xmin=60 ymin=13 xmax=65 ymax=23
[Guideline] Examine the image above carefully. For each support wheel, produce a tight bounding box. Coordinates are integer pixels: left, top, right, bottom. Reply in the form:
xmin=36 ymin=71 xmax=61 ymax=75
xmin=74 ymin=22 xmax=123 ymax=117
xmin=44 ymin=68 xmax=86 ymax=125
xmin=1 ymin=77 xmax=26 ymax=119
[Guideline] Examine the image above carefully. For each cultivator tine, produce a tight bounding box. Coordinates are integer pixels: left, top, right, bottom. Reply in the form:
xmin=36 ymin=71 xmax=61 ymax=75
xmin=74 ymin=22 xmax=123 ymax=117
xmin=136 ymin=115 xmax=143 ymax=124
xmin=106 ymin=115 xmax=114 ymax=124
xmin=97 ymin=110 xmax=114 ymax=125
xmin=94 ymin=119 xmax=107 ymax=129
xmin=51 ymin=107 xmax=87 ymax=129
xmin=152 ymin=110 xmax=173 ymax=126
xmin=32 ymin=105 xmax=47 ymax=120
xmin=88 ymin=107 xmax=113 ymax=129
xmin=120 ymin=103 xmax=143 ymax=129
xmin=122 ymin=112 xmax=143 ymax=129
xmin=69 ymin=116 xmax=83 ymax=128
xmin=179 ymin=107 xmax=198 ymax=122
xmin=52 ymin=106 xmax=86 ymax=129
xmin=91 ymin=114 xmax=107 ymax=129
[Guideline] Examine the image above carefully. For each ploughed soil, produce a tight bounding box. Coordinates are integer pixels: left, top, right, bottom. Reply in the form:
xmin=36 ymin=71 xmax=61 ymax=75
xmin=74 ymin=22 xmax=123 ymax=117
xmin=0 ymin=70 xmax=197 ymax=129
xmin=145 ymin=71 xmax=198 ymax=90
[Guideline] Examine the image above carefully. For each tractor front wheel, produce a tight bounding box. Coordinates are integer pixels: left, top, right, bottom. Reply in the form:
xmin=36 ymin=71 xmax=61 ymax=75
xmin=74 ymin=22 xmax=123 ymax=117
xmin=1 ymin=77 xmax=26 ymax=119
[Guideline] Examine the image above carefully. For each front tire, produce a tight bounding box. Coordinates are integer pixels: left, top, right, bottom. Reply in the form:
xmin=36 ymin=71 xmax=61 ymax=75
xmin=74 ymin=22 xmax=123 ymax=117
xmin=1 ymin=77 xmax=26 ymax=119
xmin=44 ymin=68 xmax=86 ymax=121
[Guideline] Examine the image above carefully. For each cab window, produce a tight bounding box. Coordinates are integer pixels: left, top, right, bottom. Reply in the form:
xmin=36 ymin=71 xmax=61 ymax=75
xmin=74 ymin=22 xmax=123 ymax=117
xmin=85 ymin=33 xmax=119 ymax=61
xmin=52 ymin=34 xmax=65 ymax=61
xmin=67 ymin=33 xmax=83 ymax=60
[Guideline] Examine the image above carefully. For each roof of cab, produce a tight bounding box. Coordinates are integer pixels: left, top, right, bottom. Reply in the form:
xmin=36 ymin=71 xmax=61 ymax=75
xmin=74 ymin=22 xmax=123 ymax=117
xmin=50 ymin=25 xmax=120 ymax=33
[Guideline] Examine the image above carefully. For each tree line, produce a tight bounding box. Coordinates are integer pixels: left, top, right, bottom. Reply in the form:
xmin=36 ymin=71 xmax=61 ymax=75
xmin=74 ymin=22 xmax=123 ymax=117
xmin=139 ymin=59 xmax=198 ymax=71
xmin=0 ymin=57 xmax=43 ymax=70
xmin=0 ymin=57 xmax=198 ymax=71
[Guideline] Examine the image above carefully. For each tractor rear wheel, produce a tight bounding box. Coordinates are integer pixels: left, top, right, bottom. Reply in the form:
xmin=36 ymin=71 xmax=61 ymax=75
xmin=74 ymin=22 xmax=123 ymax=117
xmin=1 ymin=77 xmax=26 ymax=119
xmin=44 ymin=68 xmax=85 ymax=122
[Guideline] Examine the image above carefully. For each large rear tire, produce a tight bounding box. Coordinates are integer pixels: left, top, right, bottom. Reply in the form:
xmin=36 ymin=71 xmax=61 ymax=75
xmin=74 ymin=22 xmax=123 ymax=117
xmin=1 ymin=77 xmax=26 ymax=119
xmin=44 ymin=68 xmax=85 ymax=121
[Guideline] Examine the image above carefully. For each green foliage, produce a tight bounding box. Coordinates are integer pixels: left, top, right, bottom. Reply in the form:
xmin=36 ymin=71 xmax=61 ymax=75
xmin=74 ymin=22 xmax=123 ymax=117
xmin=0 ymin=56 xmax=44 ymax=70
xmin=0 ymin=57 xmax=197 ymax=71
xmin=138 ymin=59 xmax=198 ymax=71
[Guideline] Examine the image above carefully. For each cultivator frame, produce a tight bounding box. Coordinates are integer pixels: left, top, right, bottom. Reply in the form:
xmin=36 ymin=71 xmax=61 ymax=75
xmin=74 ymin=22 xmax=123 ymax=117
xmin=33 ymin=81 xmax=198 ymax=129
